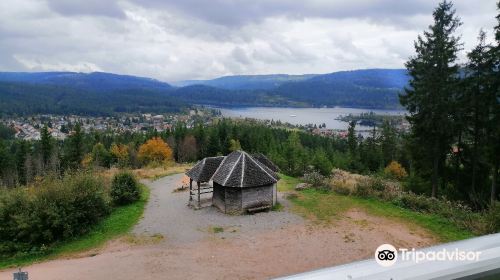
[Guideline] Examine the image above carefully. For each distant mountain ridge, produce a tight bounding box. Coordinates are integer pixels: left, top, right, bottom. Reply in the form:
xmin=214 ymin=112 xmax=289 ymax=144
xmin=272 ymin=69 xmax=408 ymax=108
xmin=173 ymin=74 xmax=317 ymax=90
xmin=0 ymin=71 xmax=172 ymax=92
xmin=0 ymin=69 xmax=408 ymax=115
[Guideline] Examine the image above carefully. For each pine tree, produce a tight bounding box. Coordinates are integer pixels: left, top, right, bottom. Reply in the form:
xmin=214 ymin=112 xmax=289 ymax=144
xmin=284 ymin=132 xmax=306 ymax=176
xmin=464 ymin=31 xmax=492 ymax=198
xmin=312 ymin=148 xmax=332 ymax=176
xmin=14 ymin=141 xmax=29 ymax=185
xmin=488 ymin=1 xmax=500 ymax=204
xmin=40 ymin=125 xmax=53 ymax=168
xmin=65 ymin=123 xmax=84 ymax=169
xmin=380 ymin=120 xmax=397 ymax=165
xmin=91 ymin=143 xmax=111 ymax=167
xmin=207 ymin=128 xmax=221 ymax=156
xmin=347 ymin=121 xmax=357 ymax=155
xmin=193 ymin=123 xmax=207 ymax=159
xmin=400 ymin=0 xmax=462 ymax=197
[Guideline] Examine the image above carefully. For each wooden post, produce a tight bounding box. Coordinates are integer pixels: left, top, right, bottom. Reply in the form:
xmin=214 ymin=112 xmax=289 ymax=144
xmin=189 ymin=179 xmax=193 ymax=201
xmin=13 ymin=268 xmax=28 ymax=280
xmin=197 ymin=181 xmax=201 ymax=208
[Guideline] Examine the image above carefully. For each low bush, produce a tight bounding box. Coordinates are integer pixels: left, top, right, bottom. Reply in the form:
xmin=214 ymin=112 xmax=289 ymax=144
xmin=329 ymin=169 xmax=492 ymax=235
xmin=331 ymin=181 xmax=352 ymax=195
xmin=370 ymin=177 xmax=386 ymax=192
xmin=0 ymin=173 xmax=110 ymax=256
xmin=393 ymin=192 xmax=437 ymax=212
xmin=384 ymin=161 xmax=408 ymax=180
xmin=484 ymin=202 xmax=500 ymax=233
xmin=353 ymin=177 xmax=390 ymax=198
xmin=110 ymin=171 xmax=140 ymax=205
xmin=403 ymin=175 xmax=430 ymax=195
xmin=354 ymin=179 xmax=373 ymax=197
xmin=302 ymin=170 xmax=326 ymax=190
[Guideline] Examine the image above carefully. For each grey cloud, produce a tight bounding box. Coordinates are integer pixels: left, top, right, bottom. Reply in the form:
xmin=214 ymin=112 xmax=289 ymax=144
xmin=125 ymin=0 xmax=449 ymax=27
xmin=231 ymin=47 xmax=251 ymax=65
xmin=45 ymin=0 xmax=125 ymax=18
xmin=0 ymin=0 xmax=497 ymax=81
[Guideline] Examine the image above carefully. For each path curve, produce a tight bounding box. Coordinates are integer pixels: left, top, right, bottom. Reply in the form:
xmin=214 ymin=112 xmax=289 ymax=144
xmin=0 ymin=174 xmax=437 ymax=280
xmin=133 ymin=173 xmax=304 ymax=244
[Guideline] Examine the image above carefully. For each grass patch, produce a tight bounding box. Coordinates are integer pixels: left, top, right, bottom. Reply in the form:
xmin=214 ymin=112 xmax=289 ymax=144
xmin=271 ymin=202 xmax=284 ymax=211
xmin=278 ymin=173 xmax=301 ymax=192
xmin=100 ymin=163 xmax=192 ymax=181
xmin=351 ymin=196 xmax=473 ymax=242
xmin=135 ymin=163 xmax=192 ymax=180
xmin=124 ymin=233 xmax=164 ymax=245
xmin=0 ymin=184 xmax=150 ymax=269
xmin=283 ymin=178 xmax=473 ymax=242
xmin=211 ymin=226 xmax=224 ymax=233
xmin=289 ymin=189 xmax=353 ymax=221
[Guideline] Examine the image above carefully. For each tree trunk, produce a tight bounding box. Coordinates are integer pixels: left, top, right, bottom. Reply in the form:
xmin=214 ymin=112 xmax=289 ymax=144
xmin=472 ymin=105 xmax=479 ymax=194
xmin=432 ymin=151 xmax=439 ymax=198
xmin=454 ymin=130 xmax=462 ymax=189
xmin=492 ymin=163 xmax=498 ymax=205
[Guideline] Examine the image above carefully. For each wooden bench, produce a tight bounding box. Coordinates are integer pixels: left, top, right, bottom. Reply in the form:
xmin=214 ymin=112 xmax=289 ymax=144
xmin=246 ymin=205 xmax=271 ymax=213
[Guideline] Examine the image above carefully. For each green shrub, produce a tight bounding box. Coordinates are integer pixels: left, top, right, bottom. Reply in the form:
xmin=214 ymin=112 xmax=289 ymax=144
xmin=354 ymin=179 xmax=373 ymax=198
xmin=110 ymin=171 xmax=140 ymax=205
xmin=370 ymin=177 xmax=386 ymax=192
xmin=383 ymin=161 xmax=408 ymax=180
xmin=0 ymin=173 xmax=110 ymax=256
xmin=403 ymin=175 xmax=430 ymax=195
xmin=393 ymin=192 xmax=436 ymax=212
xmin=485 ymin=202 xmax=500 ymax=233
xmin=302 ymin=170 xmax=325 ymax=187
xmin=330 ymin=181 xmax=352 ymax=195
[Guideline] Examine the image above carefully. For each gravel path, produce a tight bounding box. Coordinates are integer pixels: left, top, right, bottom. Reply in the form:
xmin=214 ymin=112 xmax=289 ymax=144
xmin=133 ymin=173 xmax=304 ymax=244
xmin=0 ymin=174 xmax=438 ymax=280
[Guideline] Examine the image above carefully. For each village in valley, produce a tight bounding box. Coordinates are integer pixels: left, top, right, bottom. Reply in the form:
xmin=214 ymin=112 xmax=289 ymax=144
xmin=1 ymin=109 xmax=410 ymax=142
xmin=1 ymin=109 xmax=218 ymax=141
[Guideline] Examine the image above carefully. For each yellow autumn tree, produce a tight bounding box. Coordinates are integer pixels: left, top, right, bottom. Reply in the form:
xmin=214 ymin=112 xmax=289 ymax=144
xmin=110 ymin=143 xmax=129 ymax=167
xmin=138 ymin=137 xmax=173 ymax=164
xmin=384 ymin=161 xmax=408 ymax=180
xmin=81 ymin=153 xmax=93 ymax=168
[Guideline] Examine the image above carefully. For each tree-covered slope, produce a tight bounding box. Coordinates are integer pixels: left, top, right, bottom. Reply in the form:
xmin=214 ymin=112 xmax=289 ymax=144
xmin=273 ymin=69 xmax=408 ymax=108
xmin=0 ymin=69 xmax=408 ymax=115
xmin=0 ymin=82 xmax=184 ymax=116
xmin=0 ymin=72 xmax=172 ymax=92
xmin=174 ymin=74 xmax=316 ymax=90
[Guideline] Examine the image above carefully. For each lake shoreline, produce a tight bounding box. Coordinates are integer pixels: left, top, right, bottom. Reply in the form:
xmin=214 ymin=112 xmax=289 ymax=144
xmin=215 ymin=106 xmax=406 ymax=131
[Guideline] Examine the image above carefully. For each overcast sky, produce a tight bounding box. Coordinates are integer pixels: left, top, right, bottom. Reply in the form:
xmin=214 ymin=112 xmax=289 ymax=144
xmin=0 ymin=0 xmax=497 ymax=82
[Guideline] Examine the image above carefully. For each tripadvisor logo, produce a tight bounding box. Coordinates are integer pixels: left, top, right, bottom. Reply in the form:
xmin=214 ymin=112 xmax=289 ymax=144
xmin=375 ymin=243 xmax=482 ymax=267
xmin=375 ymin=244 xmax=398 ymax=267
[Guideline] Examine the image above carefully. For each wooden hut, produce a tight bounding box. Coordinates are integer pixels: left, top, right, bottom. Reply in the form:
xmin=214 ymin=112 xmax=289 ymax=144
xmin=211 ymin=150 xmax=279 ymax=214
xmin=252 ymin=153 xmax=280 ymax=172
xmin=186 ymin=156 xmax=225 ymax=207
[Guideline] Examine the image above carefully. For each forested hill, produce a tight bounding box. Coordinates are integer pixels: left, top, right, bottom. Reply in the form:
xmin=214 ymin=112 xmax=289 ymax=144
xmin=0 ymin=72 xmax=172 ymax=92
xmin=172 ymin=69 xmax=408 ymax=108
xmin=0 ymin=82 xmax=184 ymax=116
xmin=273 ymin=69 xmax=408 ymax=108
xmin=173 ymin=74 xmax=317 ymax=90
xmin=0 ymin=69 xmax=408 ymax=115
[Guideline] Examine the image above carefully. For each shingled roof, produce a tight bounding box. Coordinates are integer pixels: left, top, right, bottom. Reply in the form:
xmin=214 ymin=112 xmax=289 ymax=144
xmin=252 ymin=153 xmax=280 ymax=172
xmin=186 ymin=156 xmax=225 ymax=182
xmin=211 ymin=150 xmax=279 ymax=188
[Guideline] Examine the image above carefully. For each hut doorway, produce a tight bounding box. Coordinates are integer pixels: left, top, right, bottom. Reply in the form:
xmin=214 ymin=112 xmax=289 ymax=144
xmin=185 ymin=156 xmax=225 ymax=209
xmin=188 ymin=179 xmax=213 ymax=209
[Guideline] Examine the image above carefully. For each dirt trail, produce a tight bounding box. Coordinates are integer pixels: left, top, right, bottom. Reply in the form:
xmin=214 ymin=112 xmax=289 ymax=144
xmin=0 ymin=174 xmax=437 ymax=280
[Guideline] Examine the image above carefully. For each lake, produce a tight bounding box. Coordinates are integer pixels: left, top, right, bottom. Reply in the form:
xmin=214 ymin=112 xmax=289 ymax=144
xmin=218 ymin=107 xmax=406 ymax=130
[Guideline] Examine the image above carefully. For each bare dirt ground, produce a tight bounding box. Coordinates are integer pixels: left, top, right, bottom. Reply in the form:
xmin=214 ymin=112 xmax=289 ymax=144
xmin=0 ymin=174 xmax=437 ymax=280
